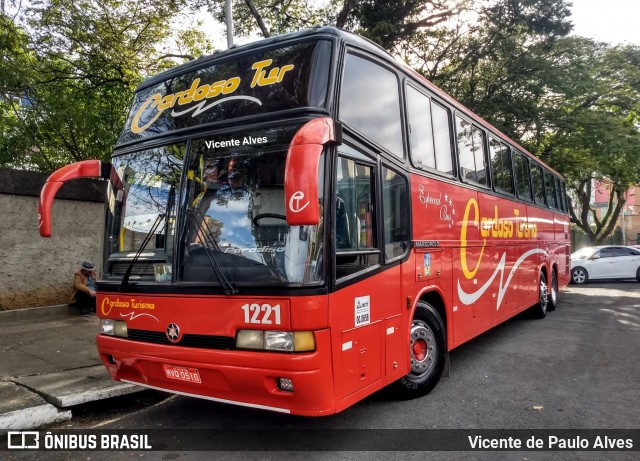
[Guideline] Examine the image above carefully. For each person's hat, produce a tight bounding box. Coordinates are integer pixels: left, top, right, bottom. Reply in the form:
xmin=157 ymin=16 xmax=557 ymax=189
xmin=81 ymin=261 xmax=95 ymax=272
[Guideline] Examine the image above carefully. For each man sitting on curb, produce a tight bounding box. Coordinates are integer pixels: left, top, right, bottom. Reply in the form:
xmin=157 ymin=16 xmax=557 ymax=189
xmin=69 ymin=261 xmax=97 ymax=316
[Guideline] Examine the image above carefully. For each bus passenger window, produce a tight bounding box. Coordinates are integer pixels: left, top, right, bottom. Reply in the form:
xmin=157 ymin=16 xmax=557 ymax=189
xmin=335 ymin=155 xmax=379 ymax=279
xmin=382 ymin=166 xmax=409 ymax=261
xmin=514 ymin=151 xmax=532 ymax=201
xmin=432 ymin=103 xmax=454 ymax=175
xmin=407 ymin=86 xmax=435 ymax=169
xmin=531 ymin=164 xmax=545 ymax=205
xmin=489 ymin=137 xmax=513 ymax=195
xmin=340 ymin=54 xmax=403 ymax=158
xmin=544 ymin=170 xmax=557 ymax=209
xmin=456 ymin=116 xmax=487 ymax=186
xmin=406 ymin=86 xmax=454 ymax=175
xmin=555 ymin=177 xmax=566 ymax=212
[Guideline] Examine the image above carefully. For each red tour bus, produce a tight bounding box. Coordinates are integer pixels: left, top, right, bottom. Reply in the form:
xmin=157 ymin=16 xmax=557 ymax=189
xmin=39 ymin=27 xmax=570 ymax=416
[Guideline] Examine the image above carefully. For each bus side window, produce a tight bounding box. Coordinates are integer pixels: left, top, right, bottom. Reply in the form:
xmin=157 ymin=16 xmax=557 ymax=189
xmin=382 ymin=165 xmax=409 ymax=261
xmin=531 ymin=163 xmax=545 ymax=205
xmin=544 ymin=170 xmax=557 ymax=209
xmin=335 ymin=155 xmax=380 ymax=279
xmin=455 ymin=116 xmax=487 ymax=187
xmin=514 ymin=151 xmax=532 ymax=201
xmin=489 ymin=137 xmax=514 ymax=195
xmin=340 ymin=53 xmax=403 ymax=158
xmin=555 ymin=177 xmax=566 ymax=212
xmin=405 ymin=86 xmax=454 ymax=176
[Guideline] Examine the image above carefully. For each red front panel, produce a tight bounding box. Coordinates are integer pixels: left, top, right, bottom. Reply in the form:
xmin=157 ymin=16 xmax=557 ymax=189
xmin=97 ymin=293 xmax=336 ymax=416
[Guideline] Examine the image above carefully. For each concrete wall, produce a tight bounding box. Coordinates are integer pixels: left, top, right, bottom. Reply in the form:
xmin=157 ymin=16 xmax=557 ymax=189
xmin=0 ymin=168 xmax=106 ymax=310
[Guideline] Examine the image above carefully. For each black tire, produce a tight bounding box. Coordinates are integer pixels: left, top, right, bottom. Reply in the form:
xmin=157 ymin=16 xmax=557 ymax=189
xmin=636 ymin=267 xmax=640 ymax=282
xmin=530 ymin=271 xmax=549 ymax=319
xmin=391 ymin=301 xmax=447 ymax=399
xmin=571 ymin=267 xmax=588 ymax=285
xmin=547 ymin=269 xmax=558 ymax=311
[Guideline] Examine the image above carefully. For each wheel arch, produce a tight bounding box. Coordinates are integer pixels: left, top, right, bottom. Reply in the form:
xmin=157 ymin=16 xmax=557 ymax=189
xmin=412 ymin=287 xmax=448 ymax=350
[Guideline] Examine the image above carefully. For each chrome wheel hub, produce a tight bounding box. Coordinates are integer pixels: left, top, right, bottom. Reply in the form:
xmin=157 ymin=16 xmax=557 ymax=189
xmin=540 ymin=277 xmax=549 ymax=313
xmin=410 ymin=320 xmax=436 ymax=377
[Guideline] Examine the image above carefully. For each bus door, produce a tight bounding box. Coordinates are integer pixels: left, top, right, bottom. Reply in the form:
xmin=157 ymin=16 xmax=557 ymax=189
xmin=330 ymin=144 xmax=403 ymax=400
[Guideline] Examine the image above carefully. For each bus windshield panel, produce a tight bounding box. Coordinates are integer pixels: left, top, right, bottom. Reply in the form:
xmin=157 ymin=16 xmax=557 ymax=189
xmin=105 ymin=124 xmax=325 ymax=286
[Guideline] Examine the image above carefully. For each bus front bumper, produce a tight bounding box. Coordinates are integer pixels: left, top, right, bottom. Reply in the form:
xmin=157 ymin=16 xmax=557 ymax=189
xmin=96 ymin=329 xmax=335 ymax=417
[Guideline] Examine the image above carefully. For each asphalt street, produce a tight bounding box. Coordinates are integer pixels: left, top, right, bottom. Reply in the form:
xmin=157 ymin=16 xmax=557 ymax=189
xmin=5 ymin=281 xmax=640 ymax=460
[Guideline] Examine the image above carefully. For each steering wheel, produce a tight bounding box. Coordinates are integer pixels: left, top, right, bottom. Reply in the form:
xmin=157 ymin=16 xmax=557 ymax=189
xmin=252 ymin=213 xmax=287 ymax=226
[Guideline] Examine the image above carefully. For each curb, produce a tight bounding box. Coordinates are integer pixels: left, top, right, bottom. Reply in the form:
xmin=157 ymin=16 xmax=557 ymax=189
xmin=0 ymin=382 xmax=71 ymax=431
xmin=0 ymin=305 xmax=73 ymax=323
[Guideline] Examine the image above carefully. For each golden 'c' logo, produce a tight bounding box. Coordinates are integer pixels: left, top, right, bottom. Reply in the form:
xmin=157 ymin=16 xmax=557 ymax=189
xmin=101 ymin=297 xmax=112 ymax=316
xmin=460 ymin=198 xmax=486 ymax=280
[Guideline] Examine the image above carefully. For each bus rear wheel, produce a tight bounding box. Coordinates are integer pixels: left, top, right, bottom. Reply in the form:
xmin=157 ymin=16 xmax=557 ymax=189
xmin=547 ymin=269 xmax=558 ymax=311
xmin=391 ymin=301 xmax=446 ymax=399
xmin=530 ymin=271 xmax=549 ymax=319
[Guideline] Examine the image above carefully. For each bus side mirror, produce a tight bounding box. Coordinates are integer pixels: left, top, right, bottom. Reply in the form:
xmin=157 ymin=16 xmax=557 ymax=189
xmin=284 ymin=117 xmax=337 ymax=226
xmin=39 ymin=160 xmax=109 ymax=237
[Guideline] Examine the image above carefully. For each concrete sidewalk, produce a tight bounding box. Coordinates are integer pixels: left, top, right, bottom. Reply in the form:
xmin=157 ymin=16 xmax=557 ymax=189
xmin=0 ymin=306 xmax=142 ymax=430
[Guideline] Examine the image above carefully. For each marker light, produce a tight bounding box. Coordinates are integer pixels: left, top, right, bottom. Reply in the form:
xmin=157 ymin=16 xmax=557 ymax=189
xmin=236 ymin=331 xmax=315 ymax=352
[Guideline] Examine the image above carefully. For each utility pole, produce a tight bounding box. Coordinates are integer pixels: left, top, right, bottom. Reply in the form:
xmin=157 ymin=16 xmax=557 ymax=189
xmin=225 ymin=0 xmax=234 ymax=49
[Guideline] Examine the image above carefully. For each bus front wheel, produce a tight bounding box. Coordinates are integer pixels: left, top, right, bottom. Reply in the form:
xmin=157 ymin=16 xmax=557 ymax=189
xmin=391 ymin=301 xmax=446 ymax=399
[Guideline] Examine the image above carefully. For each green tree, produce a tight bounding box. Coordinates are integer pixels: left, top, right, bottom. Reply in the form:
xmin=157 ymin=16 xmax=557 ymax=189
xmin=0 ymin=0 xmax=212 ymax=171
xmin=534 ymin=39 xmax=640 ymax=244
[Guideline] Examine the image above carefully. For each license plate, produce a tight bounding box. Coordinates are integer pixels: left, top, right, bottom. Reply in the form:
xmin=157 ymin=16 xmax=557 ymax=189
xmin=162 ymin=364 xmax=202 ymax=384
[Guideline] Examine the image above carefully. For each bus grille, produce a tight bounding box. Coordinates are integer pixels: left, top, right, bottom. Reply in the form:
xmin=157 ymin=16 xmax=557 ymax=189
xmin=126 ymin=329 xmax=236 ymax=350
xmin=110 ymin=262 xmax=156 ymax=277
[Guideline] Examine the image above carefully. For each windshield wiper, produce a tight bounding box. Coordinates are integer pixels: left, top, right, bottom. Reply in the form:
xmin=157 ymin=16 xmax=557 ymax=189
xmin=186 ymin=209 xmax=237 ymax=295
xmin=120 ymin=213 xmax=165 ymax=291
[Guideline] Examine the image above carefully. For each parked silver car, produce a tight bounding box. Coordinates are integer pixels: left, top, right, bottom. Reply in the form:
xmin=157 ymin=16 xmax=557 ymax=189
xmin=570 ymin=246 xmax=640 ymax=284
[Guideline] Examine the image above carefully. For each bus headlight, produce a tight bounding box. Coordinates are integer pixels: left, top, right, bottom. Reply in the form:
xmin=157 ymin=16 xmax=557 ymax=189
xmin=101 ymin=319 xmax=128 ymax=338
xmin=236 ymin=330 xmax=315 ymax=352
xmin=236 ymin=330 xmax=263 ymax=350
xmin=265 ymin=331 xmax=293 ymax=351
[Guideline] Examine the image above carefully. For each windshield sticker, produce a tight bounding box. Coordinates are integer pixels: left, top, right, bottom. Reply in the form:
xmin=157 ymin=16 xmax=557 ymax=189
xmin=130 ymin=60 xmax=295 ymax=134
xmin=204 ymin=136 xmax=268 ymax=149
xmin=153 ymin=264 xmax=172 ymax=282
xmin=355 ymin=296 xmax=371 ymax=328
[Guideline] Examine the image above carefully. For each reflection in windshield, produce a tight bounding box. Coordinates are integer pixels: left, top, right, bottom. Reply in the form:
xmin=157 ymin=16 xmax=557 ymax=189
xmin=105 ymin=145 xmax=184 ymax=278
xmin=181 ymin=126 xmax=324 ymax=285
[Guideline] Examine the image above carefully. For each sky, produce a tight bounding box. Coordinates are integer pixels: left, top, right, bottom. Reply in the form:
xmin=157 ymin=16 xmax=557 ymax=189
xmin=199 ymin=1 xmax=640 ymax=49
xmin=570 ymin=0 xmax=639 ymax=45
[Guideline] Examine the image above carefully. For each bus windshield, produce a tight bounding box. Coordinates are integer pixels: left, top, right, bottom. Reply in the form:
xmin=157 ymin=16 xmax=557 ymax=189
xmin=181 ymin=124 xmax=324 ymax=286
xmin=105 ymin=145 xmax=185 ymax=279
xmin=104 ymin=124 xmax=325 ymax=287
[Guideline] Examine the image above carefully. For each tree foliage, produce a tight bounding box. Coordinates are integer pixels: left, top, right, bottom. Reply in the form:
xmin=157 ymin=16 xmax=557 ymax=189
xmin=2 ymin=0 xmax=639 ymax=244
xmin=0 ymin=0 xmax=211 ymax=171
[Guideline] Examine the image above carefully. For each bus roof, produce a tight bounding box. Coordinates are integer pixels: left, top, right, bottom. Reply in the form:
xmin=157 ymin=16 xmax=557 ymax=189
xmin=133 ymin=26 xmax=561 ymax=178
